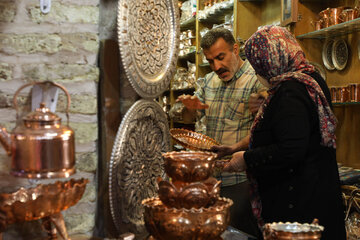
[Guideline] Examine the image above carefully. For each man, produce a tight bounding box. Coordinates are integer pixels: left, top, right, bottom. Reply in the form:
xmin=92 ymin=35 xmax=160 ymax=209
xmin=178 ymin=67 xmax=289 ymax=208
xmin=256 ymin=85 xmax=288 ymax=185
xmin=177 ymin=28 xmax=266 ymax=238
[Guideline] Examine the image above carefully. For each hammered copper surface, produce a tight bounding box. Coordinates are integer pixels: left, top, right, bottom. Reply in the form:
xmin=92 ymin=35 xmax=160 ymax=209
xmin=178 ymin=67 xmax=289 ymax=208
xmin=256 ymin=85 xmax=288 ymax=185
xmin=109 ymin=99 xmax=170 ymax=238
xmin=157 ymin=177 xmax=220 ymax=209
xmin=162 ymin=151 xmax=217 ymax=182
xmin=142 ymin=197 xmax=232 ymax=240
xmin=263 ymin=220 xmax=324 ymax=240
xmin=117 ymin=0 xmax=179 ymax=99
xmin=0 ymin=178 xmax=88 ymax=233
xmin=170 ymin=128 xmax=219 ymax=151
xmin=0 ymin=81 xmax=75 ymax=179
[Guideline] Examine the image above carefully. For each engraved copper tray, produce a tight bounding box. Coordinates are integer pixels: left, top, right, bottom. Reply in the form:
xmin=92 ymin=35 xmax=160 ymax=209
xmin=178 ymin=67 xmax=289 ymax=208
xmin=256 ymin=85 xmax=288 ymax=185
xmin=109 ymin=99 xmax=170 ymax=238
xmin=117 ymin=0 xmax=180 ymax=99
xmin=0 ymin=178 xmax=88 ymax=235
xmin=170 ymin=128 xmax=219 ymax=151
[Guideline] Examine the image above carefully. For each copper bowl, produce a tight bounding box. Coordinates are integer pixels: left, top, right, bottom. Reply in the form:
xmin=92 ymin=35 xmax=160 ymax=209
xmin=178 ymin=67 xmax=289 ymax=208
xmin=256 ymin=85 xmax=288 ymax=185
xmin=169 ymin=128 xmax=219 ymax=151
xmin=0 ymin=178 xmax=88 ymax=231
xmin=142 ymin=197 xmax=232 ymax=240
xmin=157 ymin=177 xmax=221 ymax=209
xmin=162 ymin=151 xmax=217 ymax=182
xmin=263 ymin=219 xmax=324 ymax=240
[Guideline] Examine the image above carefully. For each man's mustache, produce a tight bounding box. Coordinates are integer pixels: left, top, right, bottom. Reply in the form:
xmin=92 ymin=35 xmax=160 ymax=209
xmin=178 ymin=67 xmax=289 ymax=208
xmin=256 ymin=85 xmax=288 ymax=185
xmin=216 ymin=68 xmax=227 ymax=75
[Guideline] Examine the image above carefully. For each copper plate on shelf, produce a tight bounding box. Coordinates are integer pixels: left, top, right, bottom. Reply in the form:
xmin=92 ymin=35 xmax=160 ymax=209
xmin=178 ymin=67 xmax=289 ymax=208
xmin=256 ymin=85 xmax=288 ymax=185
xmin=170 ymin=128 xmax=219 ymax=151
xmin=332 ymin=38 xmax=348 ymax=71
xmin=109 ymin=99 xmax=170 ymax=238
xmin=322 ymin=39 xmax=335 ymax=70
xmin=117 ymin=0 xmax=179 ymax=99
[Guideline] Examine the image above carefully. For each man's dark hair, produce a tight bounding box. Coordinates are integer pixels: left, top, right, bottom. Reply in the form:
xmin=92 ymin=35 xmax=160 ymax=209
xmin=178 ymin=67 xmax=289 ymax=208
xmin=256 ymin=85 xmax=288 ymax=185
xmin=200 ymin=28 xmax=235 ymax=50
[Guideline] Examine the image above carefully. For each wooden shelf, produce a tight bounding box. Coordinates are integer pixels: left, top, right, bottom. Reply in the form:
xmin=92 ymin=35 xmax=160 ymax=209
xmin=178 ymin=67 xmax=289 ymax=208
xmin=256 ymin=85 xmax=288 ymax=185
xmin=171 ymin=87 xmax=195 ymax=93
xmin=178 ymin=50 xmax=196 ymax=63
xmin=198 ymin=3 xmax=234 ymax=24
xmin=333 ymin=102 xmax=360 ymax=106
xmin=296 ymin=18 xmax=360 ymax=39
xmin=199 ymin=62 xmax=210 ymax=67
xmin=180 ymin=17 xmax=196 ymax=31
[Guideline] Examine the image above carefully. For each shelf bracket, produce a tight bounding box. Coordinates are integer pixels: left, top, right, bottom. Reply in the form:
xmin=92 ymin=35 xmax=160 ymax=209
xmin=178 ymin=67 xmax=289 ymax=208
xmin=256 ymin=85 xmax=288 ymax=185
xmin=40 ymin=0 xmax=51 ymax=14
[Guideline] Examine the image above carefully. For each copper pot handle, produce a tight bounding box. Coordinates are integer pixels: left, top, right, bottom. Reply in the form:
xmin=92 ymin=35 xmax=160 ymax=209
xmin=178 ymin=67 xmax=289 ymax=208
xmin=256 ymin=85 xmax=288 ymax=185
xmin=13 ymin=81 xmax=71 ymax=124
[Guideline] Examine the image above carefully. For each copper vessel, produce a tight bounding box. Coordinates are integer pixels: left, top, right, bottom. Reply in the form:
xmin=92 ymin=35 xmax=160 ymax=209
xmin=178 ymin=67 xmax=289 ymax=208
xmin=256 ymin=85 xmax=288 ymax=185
xmin=142 ymin=197 xmax=232 ymax=240
xmin=263 ymin=219 xmax=324 ymax=240
xmin=169 ymin=128 xmax=219 ymax=151
xmin=157 ymin=177 xmax=221 ymax=209
xmin=0 ymin=178 xmax=88 ymax=239
xmin=340 ymin=8 xmax=359 ymax=22
xmin=329 ymin=7 xmax=346 ymax=25
xmin=162 ymin=151 xmax=217 ymax=182
xmin=0 ymin=81 xmax=75 ymax=178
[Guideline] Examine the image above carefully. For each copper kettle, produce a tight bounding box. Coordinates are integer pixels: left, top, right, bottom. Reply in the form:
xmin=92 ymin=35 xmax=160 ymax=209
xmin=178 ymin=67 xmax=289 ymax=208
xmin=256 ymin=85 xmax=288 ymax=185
xmin=0 ymin=81 xmax=75 ymax=179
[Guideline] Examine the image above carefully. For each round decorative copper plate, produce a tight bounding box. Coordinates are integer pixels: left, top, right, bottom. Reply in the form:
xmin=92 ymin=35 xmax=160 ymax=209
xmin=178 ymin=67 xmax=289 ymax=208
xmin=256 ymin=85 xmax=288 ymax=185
xmin=332 ymin=38 xmax=348 ymax=71
xmin=109 ymin=99 xmax=170 ymax=237
xmin=117 ymin=0 xmax=180 ymax=99
xmin=170 ymin=128 xmax=219 ymax=151
xmin=322 ymin=39 xmax=335 ymax=71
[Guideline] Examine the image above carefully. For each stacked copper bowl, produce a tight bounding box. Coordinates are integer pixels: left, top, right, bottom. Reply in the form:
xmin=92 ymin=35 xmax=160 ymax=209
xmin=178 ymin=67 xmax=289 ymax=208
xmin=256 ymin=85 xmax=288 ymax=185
xmin=142 ymin=151 xmax=233 ymax=240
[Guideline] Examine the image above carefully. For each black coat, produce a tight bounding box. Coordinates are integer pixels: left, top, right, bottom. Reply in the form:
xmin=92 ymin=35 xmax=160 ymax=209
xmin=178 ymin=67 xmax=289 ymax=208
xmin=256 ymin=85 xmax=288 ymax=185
xmin=244 ymin=72 xmax=346 ymax=240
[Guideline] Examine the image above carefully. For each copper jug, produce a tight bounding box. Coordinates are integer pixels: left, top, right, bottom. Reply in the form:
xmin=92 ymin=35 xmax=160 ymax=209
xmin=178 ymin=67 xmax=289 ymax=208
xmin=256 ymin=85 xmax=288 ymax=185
xmin=0 ymin=81 xmax=75 ymax=179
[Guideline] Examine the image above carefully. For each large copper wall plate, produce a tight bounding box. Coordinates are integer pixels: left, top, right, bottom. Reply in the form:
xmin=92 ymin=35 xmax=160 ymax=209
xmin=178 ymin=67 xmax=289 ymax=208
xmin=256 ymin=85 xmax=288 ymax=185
xmin=109 ymin=99 xmax=170 ymax=238
xmin=117 ymin=0 xmax=180 ymax=99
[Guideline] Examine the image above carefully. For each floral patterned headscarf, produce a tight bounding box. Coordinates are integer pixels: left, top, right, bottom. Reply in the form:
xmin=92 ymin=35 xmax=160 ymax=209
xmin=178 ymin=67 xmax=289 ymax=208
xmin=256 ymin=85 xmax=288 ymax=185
xmin=245 ymin=25 xmax=337 ymax=148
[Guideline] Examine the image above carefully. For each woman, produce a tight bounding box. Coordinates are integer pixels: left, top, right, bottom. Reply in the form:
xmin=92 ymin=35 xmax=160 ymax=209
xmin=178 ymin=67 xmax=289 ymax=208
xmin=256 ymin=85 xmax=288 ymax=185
xmin=223 ymin=25 xmax=346 ymax=239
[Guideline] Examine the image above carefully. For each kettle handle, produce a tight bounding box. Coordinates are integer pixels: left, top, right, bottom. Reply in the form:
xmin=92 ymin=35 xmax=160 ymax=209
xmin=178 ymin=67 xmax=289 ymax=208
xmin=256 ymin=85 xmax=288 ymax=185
xmin=13 ymin=81 xmax=71 ymax=124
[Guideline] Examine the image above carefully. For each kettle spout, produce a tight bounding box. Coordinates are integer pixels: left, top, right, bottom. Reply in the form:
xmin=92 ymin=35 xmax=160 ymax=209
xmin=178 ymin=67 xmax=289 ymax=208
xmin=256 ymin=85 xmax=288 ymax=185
xmin=0 ymin=126 xmax=11 ymax=156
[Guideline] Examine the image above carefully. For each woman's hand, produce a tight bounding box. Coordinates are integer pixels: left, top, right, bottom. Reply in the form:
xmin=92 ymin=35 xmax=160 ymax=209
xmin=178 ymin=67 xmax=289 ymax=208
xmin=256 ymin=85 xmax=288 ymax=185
xmin=211 ymin=144 xmax=236 ymax=159
xmin=223 ymin=151 xmax=247 ymax=172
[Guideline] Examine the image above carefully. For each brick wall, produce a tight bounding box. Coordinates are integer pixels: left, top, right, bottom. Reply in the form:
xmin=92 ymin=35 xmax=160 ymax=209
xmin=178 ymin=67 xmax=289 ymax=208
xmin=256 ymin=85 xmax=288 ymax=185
xmin=0 ymin=0 xmax=99 ymax=238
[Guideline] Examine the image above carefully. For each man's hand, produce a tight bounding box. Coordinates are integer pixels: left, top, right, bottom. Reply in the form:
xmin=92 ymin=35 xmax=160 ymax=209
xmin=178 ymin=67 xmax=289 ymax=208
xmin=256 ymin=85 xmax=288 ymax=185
xmin=249 ymin=92 xmax=267 ymax=115
xmin=210 ymin=145 xmax=236 ymax=159
xmin=177 ymin=95 xmax=209 ymax=110
xmin=223 ymin=151 xmax=247 ymax=172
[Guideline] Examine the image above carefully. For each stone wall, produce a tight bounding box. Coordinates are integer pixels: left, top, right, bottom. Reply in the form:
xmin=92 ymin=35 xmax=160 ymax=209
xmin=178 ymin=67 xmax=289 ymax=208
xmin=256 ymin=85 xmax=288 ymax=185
xmin=0 ymin=0 xmax=99 ymax=238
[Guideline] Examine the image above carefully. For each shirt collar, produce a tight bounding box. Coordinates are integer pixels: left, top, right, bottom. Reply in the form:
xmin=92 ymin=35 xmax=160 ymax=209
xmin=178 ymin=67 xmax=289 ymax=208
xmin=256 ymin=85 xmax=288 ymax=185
xmin=233 ymin=60 xmax=248 ymax=80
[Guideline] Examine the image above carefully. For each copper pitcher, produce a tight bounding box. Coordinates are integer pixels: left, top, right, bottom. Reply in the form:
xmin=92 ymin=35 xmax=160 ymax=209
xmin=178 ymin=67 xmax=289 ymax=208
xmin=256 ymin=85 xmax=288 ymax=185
xmin=0 ymin=81 xmax=75 ymax=179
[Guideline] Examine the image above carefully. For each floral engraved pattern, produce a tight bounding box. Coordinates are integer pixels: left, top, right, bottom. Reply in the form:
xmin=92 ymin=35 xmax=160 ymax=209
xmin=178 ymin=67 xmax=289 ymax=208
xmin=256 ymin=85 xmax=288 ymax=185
xmin=117 ymin=0 xmax=179 ymax=99
xmin=129 ymin=0 xmax=170 ymax=75
xmin=109 ymin=100 xmax=170 ymax=236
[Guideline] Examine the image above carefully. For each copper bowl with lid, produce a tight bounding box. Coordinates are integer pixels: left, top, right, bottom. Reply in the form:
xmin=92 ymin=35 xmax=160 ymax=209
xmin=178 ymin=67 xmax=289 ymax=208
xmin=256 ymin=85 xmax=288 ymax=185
xmin=162 ymin=151 xmax=217 ymax=182
xmin=142 ymin=197 xmax=232 ymax=240
xmin=157 ymin=177 xmax=221 ymax=209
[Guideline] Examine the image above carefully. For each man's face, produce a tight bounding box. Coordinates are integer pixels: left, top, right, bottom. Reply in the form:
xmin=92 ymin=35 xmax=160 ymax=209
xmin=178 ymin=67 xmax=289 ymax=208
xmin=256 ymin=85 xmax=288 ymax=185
xmin=203 ymin=38 xmax=239 ymax=82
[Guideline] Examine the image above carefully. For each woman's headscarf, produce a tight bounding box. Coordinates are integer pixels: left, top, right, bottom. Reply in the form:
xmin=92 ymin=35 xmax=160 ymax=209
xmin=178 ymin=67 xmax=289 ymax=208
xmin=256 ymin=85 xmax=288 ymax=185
xmin=245 ymin=25 xmax=337 ymax=148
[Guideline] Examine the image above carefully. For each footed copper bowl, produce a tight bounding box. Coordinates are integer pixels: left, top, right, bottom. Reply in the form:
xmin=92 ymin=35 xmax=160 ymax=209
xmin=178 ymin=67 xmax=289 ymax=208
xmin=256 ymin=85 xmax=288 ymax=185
xmin=263 ymin=219 xmax=324 ymax=240
xmin=0 ymin=178 xmax=88 ymax=232
xmin=157 ymin=177 xmax=221 ymax=209
xmin=162 ymin=151 xmax=217 ymax=182
xmin=142 ymin=197 xmax=232 ymax=240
